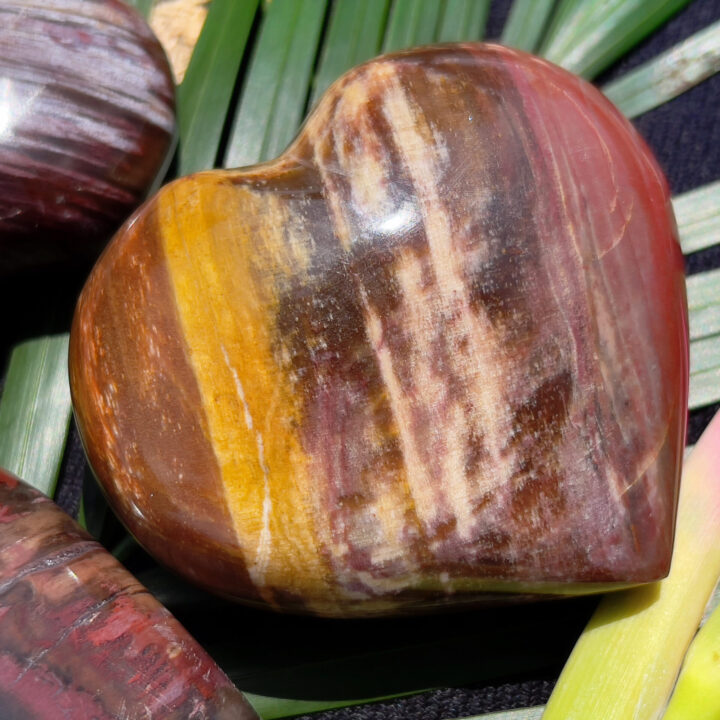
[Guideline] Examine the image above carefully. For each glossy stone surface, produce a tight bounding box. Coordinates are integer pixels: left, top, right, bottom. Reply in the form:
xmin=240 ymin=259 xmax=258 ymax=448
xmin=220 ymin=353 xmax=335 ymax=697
xmin=0 ymin=469 xmax=257 ymax=719
xmin=70 ymin=44 xmax=688 ymax=617
xmin=0 ymin=0 xmax=175 ymax=274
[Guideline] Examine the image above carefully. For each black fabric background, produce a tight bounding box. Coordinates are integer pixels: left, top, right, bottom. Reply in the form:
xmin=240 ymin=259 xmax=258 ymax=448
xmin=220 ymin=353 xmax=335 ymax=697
xmin=2 ymin=1 xmax=719 ymax=717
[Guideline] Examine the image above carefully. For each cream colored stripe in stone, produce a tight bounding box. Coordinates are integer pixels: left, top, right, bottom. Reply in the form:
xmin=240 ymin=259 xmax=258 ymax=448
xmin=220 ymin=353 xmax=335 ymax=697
xmin=307 ymin=90 xmax=423 ymax=590
xmin=379 ymin=69 xmax=518 ymax=541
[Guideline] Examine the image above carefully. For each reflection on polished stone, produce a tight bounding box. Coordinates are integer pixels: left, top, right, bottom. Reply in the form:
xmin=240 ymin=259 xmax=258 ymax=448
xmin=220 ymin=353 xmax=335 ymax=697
xmin=71 ymin=44 xmax=688 ymax=617
xmin=0 ymin=0 xmax=175 ymax=273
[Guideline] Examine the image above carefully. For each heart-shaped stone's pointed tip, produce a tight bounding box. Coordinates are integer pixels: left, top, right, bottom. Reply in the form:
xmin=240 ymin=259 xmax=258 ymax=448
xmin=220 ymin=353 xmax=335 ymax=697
xmin=70 ymin=43 xmax=688 ymax=617
xmin=0 ymin=0 xmax=175 ymax=275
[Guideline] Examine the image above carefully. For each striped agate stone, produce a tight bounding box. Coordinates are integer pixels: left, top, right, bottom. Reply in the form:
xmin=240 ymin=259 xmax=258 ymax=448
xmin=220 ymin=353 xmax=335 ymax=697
xmin=70 ymin=44 xmax=688 ymax=617
xmin=0 ymin=0 xmax=174 ymax=274
xmin=0 ymin=469 xmax=257 ymax=719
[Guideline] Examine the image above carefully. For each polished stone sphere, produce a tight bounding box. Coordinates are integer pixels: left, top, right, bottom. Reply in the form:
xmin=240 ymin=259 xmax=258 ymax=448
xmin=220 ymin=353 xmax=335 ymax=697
xmin=0 ymin=0 xmax=175 ymax=273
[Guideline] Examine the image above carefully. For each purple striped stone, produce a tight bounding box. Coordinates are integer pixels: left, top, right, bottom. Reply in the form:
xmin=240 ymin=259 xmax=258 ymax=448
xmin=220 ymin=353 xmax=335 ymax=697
xmin=0 ymin=0 xmax=175 ymax=274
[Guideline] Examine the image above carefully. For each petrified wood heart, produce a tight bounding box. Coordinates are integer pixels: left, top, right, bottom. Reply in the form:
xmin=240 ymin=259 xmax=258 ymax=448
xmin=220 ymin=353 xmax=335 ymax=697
xmin=70 ymin=44 xmax=688 ymax=617
xmin=0 ymin=0 xmax=174 ymax=274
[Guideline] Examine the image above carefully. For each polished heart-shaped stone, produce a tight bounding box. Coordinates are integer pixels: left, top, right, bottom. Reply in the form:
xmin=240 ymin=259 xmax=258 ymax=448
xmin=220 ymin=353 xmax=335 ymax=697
xmin=70 ymin=44 xmax=688 ymax=617
xmin=0 ymin=0 xmax=175 ymax=274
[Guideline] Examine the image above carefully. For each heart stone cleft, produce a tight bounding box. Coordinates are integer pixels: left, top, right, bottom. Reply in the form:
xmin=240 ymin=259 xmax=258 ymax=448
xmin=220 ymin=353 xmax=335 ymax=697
xmin=70 ymin=43 xmax=688 ymax=617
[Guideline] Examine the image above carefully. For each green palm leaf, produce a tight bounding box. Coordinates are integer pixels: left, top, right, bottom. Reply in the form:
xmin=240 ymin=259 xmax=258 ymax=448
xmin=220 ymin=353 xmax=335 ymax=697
xmin=310 ymin=0 xmax=390 ymax=107
xmin=177 ymin=0 xmax=259 ymax=174
xmin=540 ymin=0 xmax=692 ymax=78
xmin=0 ymin=335 xmax=71 ymax=497
xmin=674 ymin=181 xmax=720 ymax=255
xmin=436 ymin=0 xmax=491 ymax=43
xmin=501 ymin=0 xmax=557 ymax=52
xmin=603 ymin=19 xmax=720 ymax=118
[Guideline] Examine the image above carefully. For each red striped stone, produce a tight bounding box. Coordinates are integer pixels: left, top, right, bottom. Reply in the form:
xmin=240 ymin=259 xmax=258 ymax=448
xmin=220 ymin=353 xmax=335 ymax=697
xmin=0 ymin=0 xmax=175 ymax=274
xmin=0 ymin=468 xmax=257 ymax=719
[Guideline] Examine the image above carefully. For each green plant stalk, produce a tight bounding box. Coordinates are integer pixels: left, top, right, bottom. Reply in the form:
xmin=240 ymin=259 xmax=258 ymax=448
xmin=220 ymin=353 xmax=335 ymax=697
xmin=501 ymin=0 xmax=557 ymax=53
xmin=603 ymin=19 xmax=720 ymax=119
xmin=663 ymin=582 xmax=720 ymax=718
xmin=224 ymin=0 xmax=327 ymax=167
xmin=382 ymin=0 xmax=443 ymax=52
xmin=436 ymin=0 xmax=491 ymax=43
xmin=688 ymin=367 xmax=720 ymax=411
xmin=540 ymin=0 xmax=692 ymax=79
xmin=0 ymin=335 xmax=72 ymax=497
xmin=177 ymin=0 xmax=259 ymax=174
xmin=688 ymin=334 xmax=720 ymax=410
xmin=309 ymin=0 xmax=389 ymax=108
xmin=690 ymin=306 xmax=720 ymax=343
xmin=245 ymin=690 xmax=418 ymax=720
xmin=465 ymin=709 xmax=544 ymax=720
xmin=687 ymin=269 xmax=720 ymax=344
xmin=673 ymin=180 xmax=720 ymax=255
xmin=688 ymin=269 xmax=720 ymax=311
xmin=691 ymin=334 xmax=720 ymax=376
xmin=542 ymin=410 xmax=720 ymax=719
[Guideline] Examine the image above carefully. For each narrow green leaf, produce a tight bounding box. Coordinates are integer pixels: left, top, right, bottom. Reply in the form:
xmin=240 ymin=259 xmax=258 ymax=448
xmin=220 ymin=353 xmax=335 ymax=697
xmin=224 ymin=0 xmax=328 ymax=168
xmin=309 ymin=0 xmax=389 ymax=109
xmin=436 ymin=0 xmax=491 ymax=43
xmin=690 ymin=334 xmax=720 ymax=375
xmin=689 ymin=366 xmax=720 ymax=410
xmin=464 ymin=708 xmax=544 ymax=720
xmin=76 ymin=497 xmax=87 ymax=530
xmin=689 ymin=334 xmax=720 ymax=410
xmin=245 ymin=690 xmax=416 ymax=720
xmin=125 ymin=0 xmax=154 ymax=19
xmin=687 ymin=271 xmax=720 ymax=342
xmin=674 ymin=180 xmax=720 ymax=255
xmin=538 ymin=0 xmax=585 ymax=48
xmin=246 ymin=694 xmax=367 ymax=719
xmin=177 ymin=0 xmax=259 ymax=174
xmin=603 ymin=19 xmax=720 ymax=119
xmin=501 ymin=0 xmax=557 ymax=53
xmin=687 ymin=268 xmax=720 ymax=312
xmin=0 ymin=335 xmax=71 ymax=497
xmin=690 ymin=303 xmax=720 ymax=342
xmin=382 ymin=0 xmax=443 ymax=52
xmin=540 ymin=0 xmax=692 ymax=79
xmin=663 ymin=585 xmax=720 ymax=718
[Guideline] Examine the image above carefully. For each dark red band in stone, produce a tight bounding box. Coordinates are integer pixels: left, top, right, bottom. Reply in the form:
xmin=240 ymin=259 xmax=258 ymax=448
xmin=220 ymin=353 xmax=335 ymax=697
xmin=0 ymin=0 xmax=175 ymax=274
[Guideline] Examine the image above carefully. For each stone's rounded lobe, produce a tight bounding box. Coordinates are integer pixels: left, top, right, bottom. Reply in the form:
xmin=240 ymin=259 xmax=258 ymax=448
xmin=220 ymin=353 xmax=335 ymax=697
xmin=0 ymin=469 xmax=258 ymax=719
xmin=0 ymin=0 xmax=175 ymax=274
xmin=70 ymin=44 xmax=689 ymax=617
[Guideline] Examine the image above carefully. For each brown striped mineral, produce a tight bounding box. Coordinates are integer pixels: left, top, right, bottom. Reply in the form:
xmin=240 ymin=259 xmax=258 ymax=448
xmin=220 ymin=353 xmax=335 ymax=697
xmin=0 ymin=0 xmax=175 ymax=273
xmin=70 ymin=44 xmax=688 ymax=617
xmin=0 ymin=469 xmax=258 ymax=719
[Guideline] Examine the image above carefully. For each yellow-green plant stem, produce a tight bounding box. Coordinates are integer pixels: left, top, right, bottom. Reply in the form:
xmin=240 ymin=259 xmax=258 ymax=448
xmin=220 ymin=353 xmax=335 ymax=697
xmin=663 ymin=587 xmax=720 ymax=719
xmin=542 ymin=410 xmax=720 ymax=720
